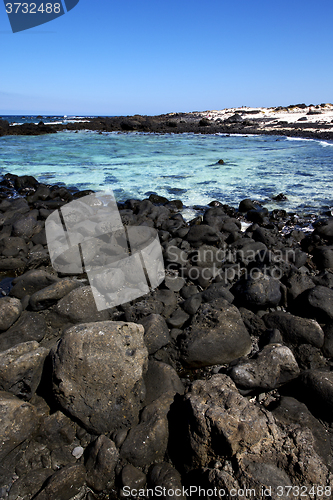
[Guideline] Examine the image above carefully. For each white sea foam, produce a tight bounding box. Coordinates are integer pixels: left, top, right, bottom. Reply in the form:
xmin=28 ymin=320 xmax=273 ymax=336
xmin=319 ymin=141 xmax=333 ymax=147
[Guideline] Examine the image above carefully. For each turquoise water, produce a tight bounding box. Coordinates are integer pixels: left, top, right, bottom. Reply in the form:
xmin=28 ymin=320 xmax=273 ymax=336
xmin=1 ymin=130 xmax=333 ymax=215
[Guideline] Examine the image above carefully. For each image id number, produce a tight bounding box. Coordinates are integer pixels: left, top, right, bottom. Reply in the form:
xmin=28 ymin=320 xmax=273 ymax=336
xmin=5 ymin=3 xmax=61 ymax=14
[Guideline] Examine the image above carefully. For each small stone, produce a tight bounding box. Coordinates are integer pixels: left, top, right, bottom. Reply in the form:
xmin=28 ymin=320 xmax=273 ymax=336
xmin=72 ymin=446 xmax=84 ymax=459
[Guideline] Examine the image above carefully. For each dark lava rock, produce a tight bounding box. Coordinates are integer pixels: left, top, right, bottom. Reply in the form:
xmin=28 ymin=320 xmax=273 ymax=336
xmin=0 ymin=311 xmax=48 ymax=352
xmin=300 ymin=285 xmax=333 ymax=322
xmin=0 ymin=296 xmax=22 ymax=331
xmin=271 ymin=396 xmax=332 ymax=466
xmin=0 ymin=341 xmax=48 ymax=400
xmin=323 ymin=322 xmax=333 ymax=357
xmin=0 ymin=236 xmax=28 ymax=257
xmin=51 ymin=321 xmax=148 ymax=434
xmin=313 ymin=218 xmax=333 ymax=241
xmin=33 ymin=464 xmax=86 ymax=500
xmin=138 ymin=314 xmax=171 ymax=354
xmin=85 ymin=435 xmax=119 ymax=492
xmin=0 ymin=391 xmax=39 ymax=462
xmin=229 ymin=344 xmax=300 ymax=391
xmin=263 ymin=311 xmax=324 ymax=347
xmin=232 ymin=271 xmax=281 ymax=309
xmin=179 ymin=298 xmax=252 ymax=368
xmin=238 ymin=199 xmax=258 ymax=212
xmin=120 ymin=393 xmax=173 ymax=467
xmin=246 ymin=208 xmax=269 ymax=224
xmin=299 ymin=370 xmax=333 ymax=419
xmin=272 ymin=193 xmax=288 ymax=201
xmin=37 ymin=410 xmax=76 ymax=451
xmin=312 ymin=246 xmax=333 ymax=269
xmin=29 ymin=278 xmax=82 ymax=311
xmin=55 ymin=286 xmax=110 ymax=323
xmin=7 ymin=468 xmax=54 ymax=500
xmin=121 ymin=464 xmax=146 ymax=490
xmin=239 ymin=307 xmax=267 ymax=336
xmin=144 ymin=359 xmax=184 ymax=405
xmin=149 ymin=462 xmax=185 ymax=500
xmin=185 ymin=224 xmax=221 ymax=246
xmin=10 ymin=269 xmax=60 ymax=299
xmin=182 ymin=293 xmax=202 ymax=315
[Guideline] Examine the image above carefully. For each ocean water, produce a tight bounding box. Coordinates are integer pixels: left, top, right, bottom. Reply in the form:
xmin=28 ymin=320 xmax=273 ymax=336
xmin=0 ymin=128 xmax=333 ymax=216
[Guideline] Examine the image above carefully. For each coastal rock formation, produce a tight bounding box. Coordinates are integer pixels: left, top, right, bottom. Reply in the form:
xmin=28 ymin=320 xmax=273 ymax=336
xmin=0 ymin=173 xmax=332 ymax=498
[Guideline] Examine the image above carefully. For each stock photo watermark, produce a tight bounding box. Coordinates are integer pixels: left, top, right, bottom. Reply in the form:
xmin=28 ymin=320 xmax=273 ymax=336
xmin=45 ymin=190 xmax=165 ymax=311
xmin=3 ymin=0 xmax=79 ymax=33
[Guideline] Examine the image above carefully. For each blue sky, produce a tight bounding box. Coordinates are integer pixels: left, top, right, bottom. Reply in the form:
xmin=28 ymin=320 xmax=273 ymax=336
xmin=1 ymin=0 xmax=333 ymax=115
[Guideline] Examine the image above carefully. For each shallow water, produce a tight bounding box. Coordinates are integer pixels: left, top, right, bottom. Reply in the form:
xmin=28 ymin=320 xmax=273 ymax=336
xmin=0 ymin=130 xmax=332 ymax=215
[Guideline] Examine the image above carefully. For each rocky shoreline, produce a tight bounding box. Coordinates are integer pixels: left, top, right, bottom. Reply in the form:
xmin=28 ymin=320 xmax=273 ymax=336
xmin=1 ymin=103 xmax=333 ymax=141
xmin=0 ymin=173 xmax=333 ymax=499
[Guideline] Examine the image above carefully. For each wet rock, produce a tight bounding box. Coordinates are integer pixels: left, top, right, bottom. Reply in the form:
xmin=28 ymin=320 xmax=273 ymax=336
xmin=144 ymin=359 xmax=184 ymax=405
xmin=52 ymin=321 xmax=148 ymax=434
xmin=0 ymin=341 xmax=48 ymax=400
xmin=0 ymin=311 xmax=47 ymax=352
xmin=238 ymin=199 xmax=258 ymax=212
xmin=180 ymin=299 xmax=252 ymax=368
xmin=10 ymin=269 xmax=60 ymax=299
xmin=246 ymin=208 xmax=269 ymax=224
xmin=0 ymin=296 xmax=22 ymax=331
xmin=232 ymin=271 xmax=281 ymax=309
xmin=139 ymin=314 xmax=171 ymax=354
xmin=263 ymin=311 xmax=324 ymax=347
xmin=29 ymin=278 xmax=82 ymax=311
xmin=0 ymin=391 xmax=39 ymax=462
xmin=229 ymin=344 xmax=300 ymax=390
xmin=85 ymin=435 xmax=119 ymax=492
xmin=33 ymin=464 xmax=86 ymax=500
xmin=120 ymin=393 xmax=173 ymax=467
xmin=56 ymin=286 xmax=110 ymax=323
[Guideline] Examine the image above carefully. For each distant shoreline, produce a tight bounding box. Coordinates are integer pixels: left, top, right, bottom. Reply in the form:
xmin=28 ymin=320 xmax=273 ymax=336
xmin=1 ymin=104 xmax=333 ymax=140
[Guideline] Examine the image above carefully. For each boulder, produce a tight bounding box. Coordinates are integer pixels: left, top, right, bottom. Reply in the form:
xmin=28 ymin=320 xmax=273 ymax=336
xmin=180 ymin=299 xmax=252 ymax=368
xmin=52 ymin=321 xmax=148 ymax=434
